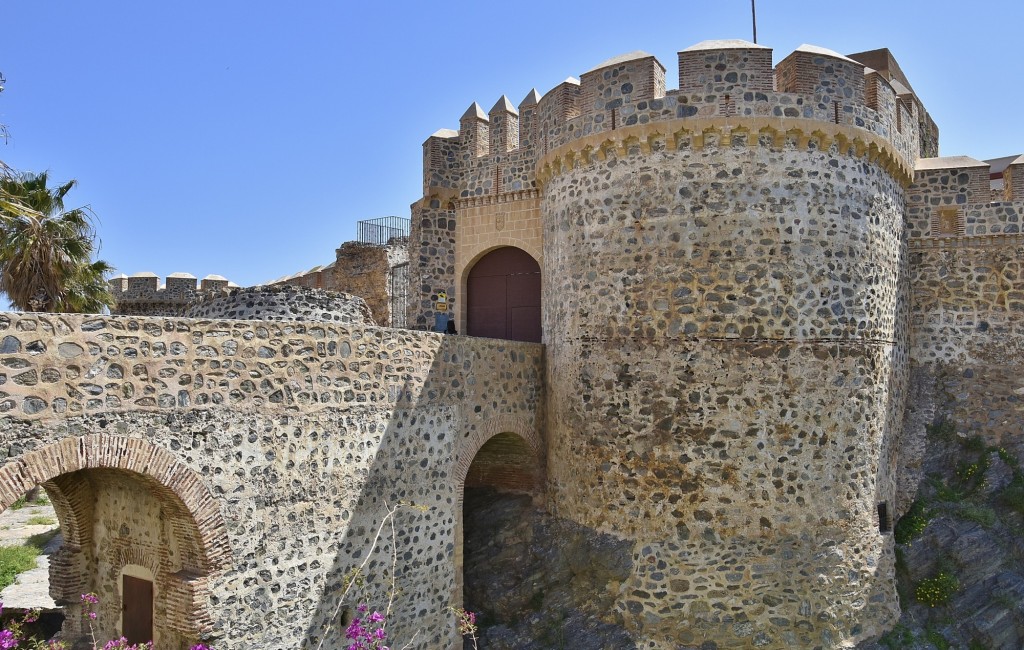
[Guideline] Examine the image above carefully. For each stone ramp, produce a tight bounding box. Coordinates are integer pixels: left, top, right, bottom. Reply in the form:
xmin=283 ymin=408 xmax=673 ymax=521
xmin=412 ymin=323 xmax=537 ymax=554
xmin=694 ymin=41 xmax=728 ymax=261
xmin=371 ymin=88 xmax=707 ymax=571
xmin=0 ymin=503 xmax=61 ymax=611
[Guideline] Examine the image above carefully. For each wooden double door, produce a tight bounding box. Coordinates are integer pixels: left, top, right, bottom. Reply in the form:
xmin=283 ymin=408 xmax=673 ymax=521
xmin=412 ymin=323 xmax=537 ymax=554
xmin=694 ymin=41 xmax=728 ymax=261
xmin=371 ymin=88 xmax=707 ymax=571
xmin=466 ymin=247 xmax=541 ymax=343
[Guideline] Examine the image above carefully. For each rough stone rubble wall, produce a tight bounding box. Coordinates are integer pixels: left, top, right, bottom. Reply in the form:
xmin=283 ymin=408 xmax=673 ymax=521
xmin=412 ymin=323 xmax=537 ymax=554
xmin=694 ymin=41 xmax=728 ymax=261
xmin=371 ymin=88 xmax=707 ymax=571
xmin=328 ymin=241 xmax=406 ymax=327
xmin=0 ymin=312 xmax=543 ymax=649
xmin=272 ymin=239 xmax=410 ymax=328
xmin=184 ymin=285 xmax=376 ymax=326
xmin=902 ymin=160 xmax=1024 ymax=506
xmin=541 ymin=128 xmax=907 ymax=648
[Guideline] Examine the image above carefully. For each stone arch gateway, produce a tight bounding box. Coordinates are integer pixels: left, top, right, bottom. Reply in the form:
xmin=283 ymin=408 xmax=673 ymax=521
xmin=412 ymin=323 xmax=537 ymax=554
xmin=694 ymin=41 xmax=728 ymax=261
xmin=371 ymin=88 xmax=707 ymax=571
xmin=0 ymin=434 xmax=231 ymax=645
xmin=452 ymin=417 xmax=545 ymax=628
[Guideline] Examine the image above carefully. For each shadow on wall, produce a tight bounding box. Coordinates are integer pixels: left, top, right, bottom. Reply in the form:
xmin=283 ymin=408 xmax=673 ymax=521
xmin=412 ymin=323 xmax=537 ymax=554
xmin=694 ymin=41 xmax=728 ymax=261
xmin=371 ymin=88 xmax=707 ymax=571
xmin=298 ymin=333 xmax=546 ymax=650
xmin=0 ymin=313 xmax=544 ymax=649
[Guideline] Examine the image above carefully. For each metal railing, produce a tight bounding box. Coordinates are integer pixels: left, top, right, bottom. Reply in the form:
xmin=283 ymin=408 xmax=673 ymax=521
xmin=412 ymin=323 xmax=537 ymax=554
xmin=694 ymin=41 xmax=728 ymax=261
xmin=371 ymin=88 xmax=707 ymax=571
xmin=357 ymin=216 xmax=410 ymax=245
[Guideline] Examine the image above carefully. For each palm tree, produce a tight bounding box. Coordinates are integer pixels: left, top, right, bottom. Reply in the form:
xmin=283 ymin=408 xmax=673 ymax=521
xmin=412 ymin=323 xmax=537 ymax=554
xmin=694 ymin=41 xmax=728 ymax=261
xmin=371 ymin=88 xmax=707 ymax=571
xmin=0 ymin=171 xmax=115 ymax=313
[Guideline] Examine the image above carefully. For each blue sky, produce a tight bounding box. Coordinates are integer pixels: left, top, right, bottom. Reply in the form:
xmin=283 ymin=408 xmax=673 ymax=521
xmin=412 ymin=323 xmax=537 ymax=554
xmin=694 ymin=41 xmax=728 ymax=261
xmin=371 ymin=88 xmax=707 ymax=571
xmin=1 ymin=1 xmax=1021 ymax=289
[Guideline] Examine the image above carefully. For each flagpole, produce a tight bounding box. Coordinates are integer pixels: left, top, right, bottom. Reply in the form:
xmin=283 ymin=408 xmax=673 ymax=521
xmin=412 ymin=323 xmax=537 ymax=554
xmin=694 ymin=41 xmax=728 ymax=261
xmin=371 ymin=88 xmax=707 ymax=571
xmin=751 ymin=0 xmax=758 ymax=44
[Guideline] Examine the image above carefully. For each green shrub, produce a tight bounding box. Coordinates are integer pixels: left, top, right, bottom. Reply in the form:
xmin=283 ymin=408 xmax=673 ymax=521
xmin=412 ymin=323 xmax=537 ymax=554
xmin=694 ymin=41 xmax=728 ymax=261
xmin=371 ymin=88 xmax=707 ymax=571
xmin=915 ymin=572 xmax=959 ymax=608
xmin=24 ymin=515 xmax=56 ymax=526
xmin=926 ymin=418 xmax=956 ymax=442
xmin=0 ymin=544 xmax=41 ymax=590
xmin=895 ymin=500 xmax=930 ymax=544
xmin=960 ymin=435 xmax=987 ymax=453
xmin=995 ymin=446 xmax=1020 ymax=471
xmin=879 ymin=623 xmax=913 ymax=649
xmin=927 ymin=474 xmax=964 ymax=503
xmin=1001 ymin=483 xmax=1024 ymax=516
xmin=955 ymin=503 xmax=996 ymax=527
xmin=924 ymin=627 xmax=950 ymax=650
xmin=956 ymin=461 xmax=982 ymax=483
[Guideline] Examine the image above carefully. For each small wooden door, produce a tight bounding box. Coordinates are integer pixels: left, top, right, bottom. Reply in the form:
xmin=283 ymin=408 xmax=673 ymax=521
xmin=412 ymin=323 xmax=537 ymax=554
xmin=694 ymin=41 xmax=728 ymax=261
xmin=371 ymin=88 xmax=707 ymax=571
xmin=123 ymin=575 xmax=153 ymax=645
xmin=467 ymin=247 xmax=541 ymax=343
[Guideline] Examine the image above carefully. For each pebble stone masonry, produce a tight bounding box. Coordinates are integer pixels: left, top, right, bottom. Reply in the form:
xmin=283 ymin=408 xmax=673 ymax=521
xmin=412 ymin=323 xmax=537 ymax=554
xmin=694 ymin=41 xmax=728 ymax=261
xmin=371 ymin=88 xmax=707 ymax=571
xmin=2 ymin=37 xmax=1024 ymax=650
xmin=0 ymin=312 xmax=542 ymax=649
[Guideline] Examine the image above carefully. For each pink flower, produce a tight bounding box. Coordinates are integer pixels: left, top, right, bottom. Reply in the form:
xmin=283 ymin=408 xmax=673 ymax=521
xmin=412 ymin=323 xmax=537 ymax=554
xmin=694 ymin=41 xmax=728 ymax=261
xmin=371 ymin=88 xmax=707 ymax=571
xmin=0 ymin=629 xmax=18 ymax=649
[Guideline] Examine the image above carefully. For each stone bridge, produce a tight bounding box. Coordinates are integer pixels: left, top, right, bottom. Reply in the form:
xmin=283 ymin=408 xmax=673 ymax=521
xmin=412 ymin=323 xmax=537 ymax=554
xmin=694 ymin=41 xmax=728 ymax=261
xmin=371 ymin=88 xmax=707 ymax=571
xmin=0 ymin=312 xmax=544 ymax=649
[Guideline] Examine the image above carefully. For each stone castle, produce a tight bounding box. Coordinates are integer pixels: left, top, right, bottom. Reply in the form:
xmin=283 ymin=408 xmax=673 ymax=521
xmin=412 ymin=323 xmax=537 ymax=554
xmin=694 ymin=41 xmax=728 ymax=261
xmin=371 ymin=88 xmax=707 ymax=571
xmin=0 ymin=39 xmax=1022 ymax=649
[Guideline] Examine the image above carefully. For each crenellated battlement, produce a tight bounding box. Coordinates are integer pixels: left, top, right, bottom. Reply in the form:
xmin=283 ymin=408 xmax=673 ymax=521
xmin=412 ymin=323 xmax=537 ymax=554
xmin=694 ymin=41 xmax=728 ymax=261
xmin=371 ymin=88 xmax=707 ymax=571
xmin=422 ymin=40 xmax=938 ymax=200
xmin=907 ymin=155 xmax=1024 ymax=243
xmin=108 ymin=272 xmax=234 ymax=317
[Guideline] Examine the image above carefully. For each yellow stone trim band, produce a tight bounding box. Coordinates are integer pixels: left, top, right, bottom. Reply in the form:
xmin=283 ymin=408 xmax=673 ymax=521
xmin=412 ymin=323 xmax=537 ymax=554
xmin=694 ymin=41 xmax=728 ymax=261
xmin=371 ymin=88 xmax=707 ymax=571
xmin=909 ymin=233 xmax=1024 ymax=250
xmin=456 ymin=189 xmax=541 ymax=209
xmin=536 ymin=117 xmax=914 ymax=187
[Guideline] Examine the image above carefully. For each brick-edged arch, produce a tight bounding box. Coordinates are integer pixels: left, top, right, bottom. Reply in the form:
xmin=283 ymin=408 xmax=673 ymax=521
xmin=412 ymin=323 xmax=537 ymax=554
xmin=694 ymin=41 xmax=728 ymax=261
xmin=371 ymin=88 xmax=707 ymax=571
xmin=453 ymin=414 xmax=544 ymax=509
xmin=0 ymin=434 xmax=232 ymax=573
xmin=453 ymin=414 xmax=545 ymax=615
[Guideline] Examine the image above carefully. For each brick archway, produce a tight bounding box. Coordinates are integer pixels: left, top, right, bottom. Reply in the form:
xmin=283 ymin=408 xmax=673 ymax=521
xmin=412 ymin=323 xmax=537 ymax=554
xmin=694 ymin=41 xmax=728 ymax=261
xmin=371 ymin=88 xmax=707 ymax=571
xmin=0 ymin=434 xmax=231 ymax=637
xmin=453 ymin=414 xmax=544 ymax=509
xmin=0 ymin=434 xmax=230 ymax=571
xmin=452 ymin=415 xmax=545 ymax=611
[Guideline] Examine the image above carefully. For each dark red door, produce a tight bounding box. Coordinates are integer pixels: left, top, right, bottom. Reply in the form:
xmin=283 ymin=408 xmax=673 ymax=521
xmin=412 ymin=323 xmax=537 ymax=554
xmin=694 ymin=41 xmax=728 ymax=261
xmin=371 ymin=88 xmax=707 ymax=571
xmin=123 ymin=575 xmax=153 ymax=645
xmin=467 ymin=247 xmax=541 ymax=342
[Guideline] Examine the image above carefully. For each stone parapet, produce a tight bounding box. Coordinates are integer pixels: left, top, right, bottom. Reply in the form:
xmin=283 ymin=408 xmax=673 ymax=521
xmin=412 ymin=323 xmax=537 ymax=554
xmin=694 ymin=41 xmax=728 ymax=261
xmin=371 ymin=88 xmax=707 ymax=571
xmin=183 ymin=285 xmax=376 ymax=325
xmin=0 ymin=311 xmax=544 ymax=649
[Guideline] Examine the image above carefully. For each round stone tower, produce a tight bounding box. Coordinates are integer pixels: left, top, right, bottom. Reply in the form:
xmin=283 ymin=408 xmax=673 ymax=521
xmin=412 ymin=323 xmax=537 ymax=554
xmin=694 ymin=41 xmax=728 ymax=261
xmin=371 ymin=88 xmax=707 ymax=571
xmin=539 ymin=42 xmax=914 ymax=648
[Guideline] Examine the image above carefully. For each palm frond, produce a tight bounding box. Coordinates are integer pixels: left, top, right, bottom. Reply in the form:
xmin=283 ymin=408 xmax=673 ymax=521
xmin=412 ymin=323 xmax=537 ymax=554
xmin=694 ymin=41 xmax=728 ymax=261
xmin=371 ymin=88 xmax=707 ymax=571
xmin=0 ymin=171 xmax=114 ymax=313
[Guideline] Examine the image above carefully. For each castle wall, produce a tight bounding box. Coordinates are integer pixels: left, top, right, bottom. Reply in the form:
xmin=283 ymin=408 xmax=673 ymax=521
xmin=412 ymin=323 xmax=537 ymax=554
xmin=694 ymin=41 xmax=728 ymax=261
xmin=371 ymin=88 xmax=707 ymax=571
xmin=411 ymin=42 xmax=927 ymax=333
xmin=408 ymin=198 xmax=458 ymax=331
xmin=110 ymin=274 xmax=231 ymax=317
xmin=541 ymin=119 xmax=907 ymax=648
xmin=322 ymin=241 xmax=393 ymax=324
xmin=902 ymin=159 xmax=1024 ymax=503
xmin=183 ymin=285 xmax=376 ymax=324
xmin=0 ymin=312 xmax=544 ymax=649
xmin=271 ymin=239 xmax=409 ymax=328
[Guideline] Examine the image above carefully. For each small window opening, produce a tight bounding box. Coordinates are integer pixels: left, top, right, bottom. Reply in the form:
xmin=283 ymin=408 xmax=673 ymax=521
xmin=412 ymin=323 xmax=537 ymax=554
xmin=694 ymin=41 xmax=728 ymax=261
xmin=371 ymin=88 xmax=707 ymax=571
xmin=933 ymin=207 xmax=964 ymax=237
xmin=721 ymin=94 xmax=735 ymax=117
xmin=610 ymin=107 xmax=617 ymax=131
xmin=877 ymin=502 xmax=890 ymax=533
xmin=833 ymin=101 xmax=841 ymax=125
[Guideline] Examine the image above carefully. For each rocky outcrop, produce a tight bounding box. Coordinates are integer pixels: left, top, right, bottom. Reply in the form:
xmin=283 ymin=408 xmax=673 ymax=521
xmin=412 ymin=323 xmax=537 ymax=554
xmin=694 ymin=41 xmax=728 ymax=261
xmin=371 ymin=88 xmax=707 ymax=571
xmin=861 ymin=431 xmax=1024 ymax=649
xmin=462 ymin=489 xmax=635 ymax=650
